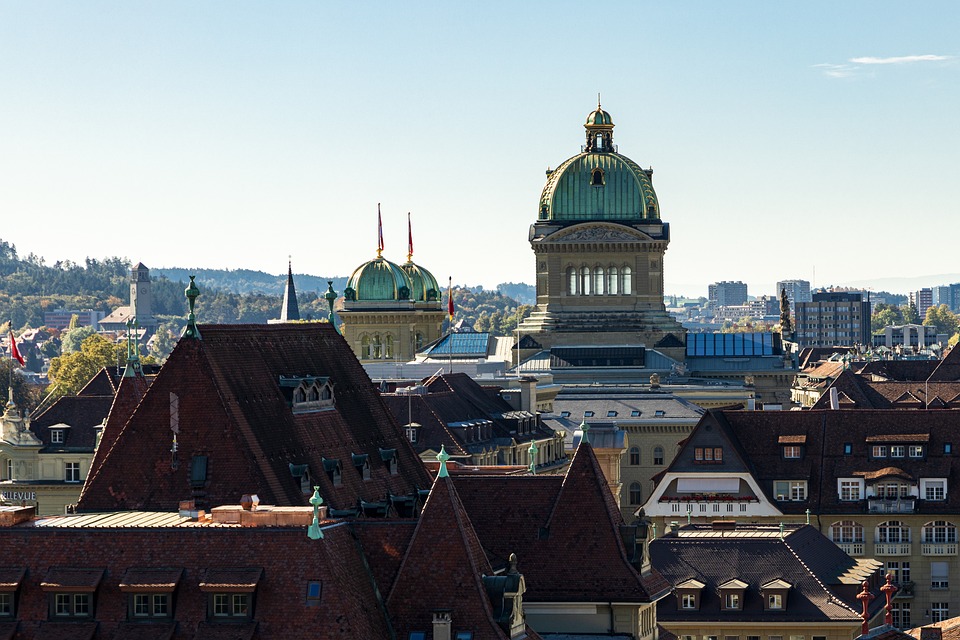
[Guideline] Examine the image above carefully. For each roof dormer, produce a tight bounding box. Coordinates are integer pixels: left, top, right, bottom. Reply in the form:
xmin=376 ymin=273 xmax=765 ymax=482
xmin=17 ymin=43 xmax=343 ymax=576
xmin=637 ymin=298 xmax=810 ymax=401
xmin=675 ymin=578 xmax=706 ymax=612
xmin=760 ymin=578 xmax=791 ymax=611
xmin=717 ymin=578 xmax=747 ymax=611
xmin=279 ymin=376 xmax=335 ymax=414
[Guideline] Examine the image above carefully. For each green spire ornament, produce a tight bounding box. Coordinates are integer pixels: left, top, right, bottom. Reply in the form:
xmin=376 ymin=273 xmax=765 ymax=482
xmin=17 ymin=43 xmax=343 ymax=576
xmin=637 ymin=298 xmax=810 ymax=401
xmin=528 ymin=441 xmax=538 ymax=474
xmin=183 ymin=276 xmax=201 ymax=340
xmin=324 ymin=281 xmax=338 ymax=331
xmin=437 ymin=445 xmax=450 ymax=478
xmin=307 ymin=486 xmax=324 ymax=540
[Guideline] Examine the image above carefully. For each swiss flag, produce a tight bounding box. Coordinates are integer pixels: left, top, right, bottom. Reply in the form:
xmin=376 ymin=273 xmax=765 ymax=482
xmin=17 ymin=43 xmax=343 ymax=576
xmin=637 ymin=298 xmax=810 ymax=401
xmin=9 ymin=331 xmax=24 ymax=367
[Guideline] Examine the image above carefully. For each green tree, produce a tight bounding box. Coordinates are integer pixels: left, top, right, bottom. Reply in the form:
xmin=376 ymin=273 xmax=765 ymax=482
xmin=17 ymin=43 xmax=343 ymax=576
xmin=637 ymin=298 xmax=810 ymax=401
xmin=61 ymin=325 xmax=96 ymax=354
xmin=0 ymin=360 xmax=42 ymax=411
xmin=48 ymin=334 xmax=123 ymax=397
xmin=149 ymin=321 xmax=182 ymax=363
xmin=923 ymin=304 xmax=960 ymax=337
xmin=901 ymin=303 xmax=919 ymax=325
xmin=872 ymin=303 xmax=903 ymax=333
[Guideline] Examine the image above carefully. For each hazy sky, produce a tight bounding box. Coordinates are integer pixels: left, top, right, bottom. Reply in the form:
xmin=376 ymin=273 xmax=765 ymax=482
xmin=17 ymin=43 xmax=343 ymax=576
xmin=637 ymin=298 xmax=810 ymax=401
xmin=2 ymin=2 xmax=958 ymax=297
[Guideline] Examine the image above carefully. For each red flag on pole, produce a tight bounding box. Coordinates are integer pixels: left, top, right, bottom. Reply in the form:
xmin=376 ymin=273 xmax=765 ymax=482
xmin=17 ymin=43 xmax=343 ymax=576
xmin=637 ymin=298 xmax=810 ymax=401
xmin=377 ymin=203 xmax=384 ymax=257
xmin=407 ymin=212 xmax=413 ymax=261
xmin=447 ymin=277 xmax=455 ymax=322
xmin=9 ymin=331 xmax=24 ymax=367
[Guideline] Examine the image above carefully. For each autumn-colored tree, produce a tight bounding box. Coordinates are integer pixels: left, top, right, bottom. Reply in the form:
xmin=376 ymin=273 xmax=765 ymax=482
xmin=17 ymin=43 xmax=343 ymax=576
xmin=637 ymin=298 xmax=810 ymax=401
xmin=47 ymin=334 xmax=123 ymax=398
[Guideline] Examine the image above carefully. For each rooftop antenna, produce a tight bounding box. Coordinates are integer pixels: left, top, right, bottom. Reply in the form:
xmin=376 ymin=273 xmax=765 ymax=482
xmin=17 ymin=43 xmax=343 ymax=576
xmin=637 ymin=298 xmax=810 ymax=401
xmin=597 ymin=91 xmax=601 ymax=108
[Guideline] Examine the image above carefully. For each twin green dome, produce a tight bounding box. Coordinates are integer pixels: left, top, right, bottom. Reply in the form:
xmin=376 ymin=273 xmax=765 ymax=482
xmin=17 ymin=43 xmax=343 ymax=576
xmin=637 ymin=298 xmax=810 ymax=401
xmin=539 ymin=105 xmax=660 ymax=222
xmin=345 ymin=256 xmax=440 ymax=303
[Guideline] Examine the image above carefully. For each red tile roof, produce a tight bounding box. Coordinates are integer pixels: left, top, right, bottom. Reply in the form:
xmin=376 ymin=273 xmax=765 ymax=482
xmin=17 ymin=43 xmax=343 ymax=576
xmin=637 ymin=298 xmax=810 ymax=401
xmin=78 ymin=324 xmax=431 ymax=512
xmin=40 ymin=568 xmax=103 ymax=592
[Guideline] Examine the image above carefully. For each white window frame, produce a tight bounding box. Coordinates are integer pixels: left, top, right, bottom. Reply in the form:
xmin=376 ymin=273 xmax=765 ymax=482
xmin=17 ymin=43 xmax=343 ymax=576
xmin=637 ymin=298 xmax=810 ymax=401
xmin=921 ymin=478 xmax=948 ymax=501
xmin=909 ymin=445 xmax=924 ymax=458
xmin=51 ymin=430 xmax=64 ymax=444
xmin=64 ymin=462 xmax=81 ymax=483
xmin=872 ymin=445 xmax=887 ymax=458
xmin=838 ymin=478 xmax=864 ymax=501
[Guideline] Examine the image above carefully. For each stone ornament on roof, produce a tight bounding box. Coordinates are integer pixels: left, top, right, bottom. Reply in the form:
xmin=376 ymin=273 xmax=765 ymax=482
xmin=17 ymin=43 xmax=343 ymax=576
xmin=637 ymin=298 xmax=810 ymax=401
xmin=546 ymin=223 xmax=654 ymax=244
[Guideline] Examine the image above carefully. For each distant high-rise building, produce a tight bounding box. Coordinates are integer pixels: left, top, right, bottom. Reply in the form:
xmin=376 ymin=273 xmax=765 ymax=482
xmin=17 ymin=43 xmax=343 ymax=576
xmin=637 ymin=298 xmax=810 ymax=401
xmin=708 ymin=281 xmax=748 ymax=308
xmin=910 ymin=288 xmax=933 ymax=319
xmin=794 ymin=291 xmax=871 ymax=348
xmin=776 ymin=279 xmax=812 ymax=308
xmin=932 ymin=284 xmax=960 ymax=313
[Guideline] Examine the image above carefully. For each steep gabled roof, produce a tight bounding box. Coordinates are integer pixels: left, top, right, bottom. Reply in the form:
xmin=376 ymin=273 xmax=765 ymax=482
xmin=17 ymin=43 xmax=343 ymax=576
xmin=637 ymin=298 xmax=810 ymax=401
xmin=386 ymin=476 xmax=514 ymax=640
xmin=930 ymin=345 xmax=960 ymax=382
xmin=78 ymin=324 xmax=431 ymax=512
xmin=455 ymin=443 xmax=669 ymax=604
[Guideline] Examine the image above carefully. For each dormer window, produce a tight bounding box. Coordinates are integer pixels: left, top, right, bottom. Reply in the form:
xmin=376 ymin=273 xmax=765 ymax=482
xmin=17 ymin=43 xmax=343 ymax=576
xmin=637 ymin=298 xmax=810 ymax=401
xmin=675 ymin=579 xmax=705 ymax=612
xmin=352 ymin=453 xmax=371 ymax=480
xmin=119 ymin=568 xmax=182 ymax=621
xmin=280 ymin=376 xmax=335 ymax=414
xmin=322 ymin=457 xmax=342 ymax=487
xmin=289 ymin=463 xmax=312 ymax=494
xmin=872 ymin=445 xmax=887 ymax=458
xmin=51 ymin=429 xmax=64 ymax=445
xmin=760 ymin=579 xmax=791 ymax=611
xmin=717 ymin=578 xmax=747 ymax=611
xmin=910 ymin=445 xmax=924 ymax=458
xmin=379 ymin=448 xmax=398 ymax=475
xmin=591 ymin=168 xmax=605 ymax=186
xmin=782 ymin=446 xmax=801 ymax=459
xmin=199 ymin=568 xmax=262 ymax=622
xmin=42 ymin=568 xmax=104 ymax=620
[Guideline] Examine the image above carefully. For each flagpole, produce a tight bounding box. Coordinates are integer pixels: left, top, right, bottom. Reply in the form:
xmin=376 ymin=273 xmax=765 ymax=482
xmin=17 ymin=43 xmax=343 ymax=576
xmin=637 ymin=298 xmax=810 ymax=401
xmin=447 ymin=277 xmax=453 ymax=375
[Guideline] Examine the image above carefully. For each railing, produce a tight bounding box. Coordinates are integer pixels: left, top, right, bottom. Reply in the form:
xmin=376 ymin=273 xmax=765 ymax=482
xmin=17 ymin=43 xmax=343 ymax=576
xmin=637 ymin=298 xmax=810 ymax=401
xmin=868 ymin=498 xmax=916 ymax=514
xmin=873 ymin=542 xmax=912 ymax=556
xmin=922 ymin=543 xmax=959 ymax=556
xmin=836 ymin=542 xmax=865 ymax=556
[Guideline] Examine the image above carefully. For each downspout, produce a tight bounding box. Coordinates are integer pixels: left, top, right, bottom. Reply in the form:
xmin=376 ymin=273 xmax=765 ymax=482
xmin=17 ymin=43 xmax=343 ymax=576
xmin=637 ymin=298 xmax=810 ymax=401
xmin=816 ymin=412 xmax=826 ymax=532
xmin=608 ymin=601 xmax=614 ymax=634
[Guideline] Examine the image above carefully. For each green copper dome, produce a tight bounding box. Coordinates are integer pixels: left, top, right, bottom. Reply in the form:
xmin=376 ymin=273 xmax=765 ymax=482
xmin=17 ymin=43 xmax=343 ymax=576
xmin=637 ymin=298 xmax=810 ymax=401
xmin=401 ymin=261 xmax=440 ymax=302
xmin=585 ymin=106 xmax=613 ymax=126
xmin=345 ymin=257 xmax=412 ymax=302
xmin=539 ymin=106 xmax=659 ymax=222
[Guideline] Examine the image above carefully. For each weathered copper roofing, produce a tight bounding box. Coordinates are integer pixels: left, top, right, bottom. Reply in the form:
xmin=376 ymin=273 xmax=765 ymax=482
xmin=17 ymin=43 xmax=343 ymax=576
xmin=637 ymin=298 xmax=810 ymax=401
xmin=539 ymin=152 xmax=659 ymax=222
xmin=346 ymin=256 xmax=412 ymax=301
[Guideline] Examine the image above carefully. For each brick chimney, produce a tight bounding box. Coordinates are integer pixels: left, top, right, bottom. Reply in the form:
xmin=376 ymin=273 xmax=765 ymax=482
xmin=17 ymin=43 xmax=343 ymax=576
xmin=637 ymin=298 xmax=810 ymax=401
xmin=519 ymin=376 xmax=537 ymax=414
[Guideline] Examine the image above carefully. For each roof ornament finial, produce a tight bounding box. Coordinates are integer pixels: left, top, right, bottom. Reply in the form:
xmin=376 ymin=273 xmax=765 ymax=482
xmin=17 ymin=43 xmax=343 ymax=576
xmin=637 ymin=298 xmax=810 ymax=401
xmin=685 ymin=504 xmax=692 ymax=525
xmin=779 ymin=522 xmax=785 ymax=539
xmin=182 ymin=276 xmax=201 ymax=340
xmin=597 ymin=91 xmax=601 ymax=109
xmin=805 ymin=508 xmax=811 ymax=525
xmin=579 ymin=418 xmax=590 ymax=444
xmin=407 ymin=212 xmax=414 ymax=263
xmin=881 ymin=573 xmax=897 ymax=625
xmin=856 ymin=581 xmax=874 ymax=635
xmin=377 ymin=203 xmax=384 ymax=259
xmin=528 ymin=440 xmax=538 ymax=474
xmin=437 ymin=444 xmax=450 ymax=478
xmin=307 ymin=486 xmax=324 ymax=540
xmin=324 ymin=281 xmax=338 ymax=332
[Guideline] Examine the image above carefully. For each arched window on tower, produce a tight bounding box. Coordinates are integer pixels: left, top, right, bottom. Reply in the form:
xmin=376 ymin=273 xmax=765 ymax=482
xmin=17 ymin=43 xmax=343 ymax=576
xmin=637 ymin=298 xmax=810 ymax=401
xmin=580 ymin=267 xmax=591 ymax=295
xmin=593 ymin=267 xmax=604 ymax=295
xmin=385 ymin=334 xmax=394 ymax=359
xmin=567 ymin=267 xmax=578 ymax=295
xmin=415 ymin=332 xmax=425 ymax=351
xmin=361 ymin=335 xmax=371 ymax=359
xmin=372 ymin=334 xmax=383 ymax=359
xmin=591 ymin=169 xmax=604 ymax=186
xmin=595 ymin=134 xmax=603 ymax=151
xmin=622 ymin=266 xmax=633 ymax=295
xmin=607 ymin=266 xmax=619 ymax=295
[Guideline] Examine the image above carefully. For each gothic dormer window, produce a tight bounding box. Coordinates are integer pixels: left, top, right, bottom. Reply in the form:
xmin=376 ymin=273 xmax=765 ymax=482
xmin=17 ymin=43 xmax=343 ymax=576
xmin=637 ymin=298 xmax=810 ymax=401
xmin=280 ymin=376 xmax=335 ymax=414
xmin=322 ymin=457 xmax=342 ymax=487
xmin=352 ymin=453 xmax=370 ymax=480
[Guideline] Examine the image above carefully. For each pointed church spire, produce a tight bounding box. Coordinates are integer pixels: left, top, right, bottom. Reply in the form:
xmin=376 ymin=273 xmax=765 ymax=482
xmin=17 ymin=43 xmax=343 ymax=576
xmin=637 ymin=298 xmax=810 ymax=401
xmin=279 ymin=258 xmax=301 ymax=322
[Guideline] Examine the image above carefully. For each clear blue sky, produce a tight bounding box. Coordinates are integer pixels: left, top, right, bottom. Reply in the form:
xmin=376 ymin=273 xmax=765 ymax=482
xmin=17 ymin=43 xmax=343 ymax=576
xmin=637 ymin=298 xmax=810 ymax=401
xmin=2 ymin=2 xmax=958 ymax=298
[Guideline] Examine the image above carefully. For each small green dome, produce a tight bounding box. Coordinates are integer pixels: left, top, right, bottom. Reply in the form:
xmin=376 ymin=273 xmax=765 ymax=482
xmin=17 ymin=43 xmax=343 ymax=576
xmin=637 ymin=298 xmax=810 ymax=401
xmin=585 ymin=107 xmax=613 ymax=126
xmin=345 ymin=257 xmax=412 ymax=301
xmin=401 ymin=261 xmax=441 ymax=302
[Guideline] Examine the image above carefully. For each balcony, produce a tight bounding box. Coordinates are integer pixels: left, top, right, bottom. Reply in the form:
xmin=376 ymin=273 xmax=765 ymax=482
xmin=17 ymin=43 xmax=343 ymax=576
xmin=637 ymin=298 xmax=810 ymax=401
xmin=868 ymin=498 xmax=915 ymax=514
xmin=836 ymin=542 xmax=865 ymax=556
xmin=921 ymin=543 xmax=958 ymax=556
xmin=873 ymin=542 xmax=912 ymax=556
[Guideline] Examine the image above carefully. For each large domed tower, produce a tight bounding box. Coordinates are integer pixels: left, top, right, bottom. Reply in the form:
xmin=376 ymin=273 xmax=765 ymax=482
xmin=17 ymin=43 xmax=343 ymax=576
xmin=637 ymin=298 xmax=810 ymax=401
xmin=337 ymin=215 xmax=444 ymax=362
xmin=518 ymin=104 xmax=686 ymax=360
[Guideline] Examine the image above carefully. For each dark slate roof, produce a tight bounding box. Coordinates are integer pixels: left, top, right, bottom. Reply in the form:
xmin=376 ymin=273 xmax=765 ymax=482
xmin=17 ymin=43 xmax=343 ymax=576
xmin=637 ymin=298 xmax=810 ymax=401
xmin=857 ymin=360 xmax=940 ymax=382
xmin=387 ymin=476 xmax=527 ymax=640
xmin=651 ymin=524 xmax=877 ymax=623
xmin=930 ymin=345 xmax=960 ymax=382
xmin=698 ymin=409 xmax=960 ymax=515
xmin=77 ymin=324 xmax=432 ymax=512
xmin=0 ymin=522 xmax=392 ymax=639
xmin=381 ymin=373 xmax=545 ymax=458
xmin=30 ymin=395 xmax=114 ymax=450
xmin=455 ymin=443 xmax=669 ymax=604
xmin=811 ymin=371 xmax=960 ymax=409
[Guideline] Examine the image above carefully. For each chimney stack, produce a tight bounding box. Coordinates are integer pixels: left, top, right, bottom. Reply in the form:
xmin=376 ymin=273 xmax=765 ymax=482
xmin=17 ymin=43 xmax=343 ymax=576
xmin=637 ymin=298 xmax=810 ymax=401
xmin=519 ymin=376 xmax=537 ymax=415
xmin=829 ymin=387 xmax=839 ymax=410
xmin=432 ymin=611 xmax=452 ymax=640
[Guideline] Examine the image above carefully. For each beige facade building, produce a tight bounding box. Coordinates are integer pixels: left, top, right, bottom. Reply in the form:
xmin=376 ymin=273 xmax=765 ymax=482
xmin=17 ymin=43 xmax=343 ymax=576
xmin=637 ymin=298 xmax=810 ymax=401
xmin=518 ymin=104 xmax=686 ymax=362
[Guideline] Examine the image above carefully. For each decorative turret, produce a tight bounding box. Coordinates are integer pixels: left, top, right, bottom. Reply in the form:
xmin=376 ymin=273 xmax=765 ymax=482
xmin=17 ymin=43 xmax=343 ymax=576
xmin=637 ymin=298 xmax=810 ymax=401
xmin=584 ymin=98 xmax=615 ymax=152
xmin=182 ymin=276 xmax=201 ymax=340
xmin=324 ymin=281 xmax=338 ymax=329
